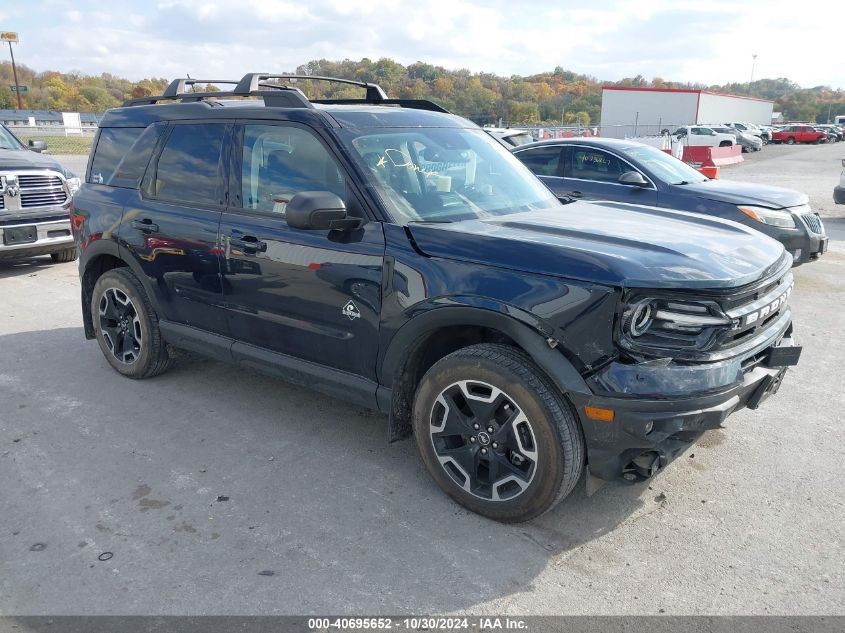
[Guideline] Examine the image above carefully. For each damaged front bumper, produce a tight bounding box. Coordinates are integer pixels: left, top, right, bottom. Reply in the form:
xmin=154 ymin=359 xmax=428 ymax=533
xmin=570 ymin=332 xmax=801 ymax=482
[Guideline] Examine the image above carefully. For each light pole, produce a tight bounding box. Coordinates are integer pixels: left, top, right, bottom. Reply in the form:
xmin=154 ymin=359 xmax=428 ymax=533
xmin=1 ymin=32 xmax=23 ymax=109
xmin=749 ymin=54 xmax=758 ymax=95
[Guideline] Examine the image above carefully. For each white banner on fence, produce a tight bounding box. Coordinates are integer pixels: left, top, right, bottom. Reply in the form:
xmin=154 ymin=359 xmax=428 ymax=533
xmin=62 ymin=112 xmax=83 ymax=136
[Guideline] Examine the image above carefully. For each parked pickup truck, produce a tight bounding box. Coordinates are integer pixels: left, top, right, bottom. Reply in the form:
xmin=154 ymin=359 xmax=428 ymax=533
xmin=772 ymin=125 xmax=827 ymax=145
xmin=0 ymin=123 xmax=80 ymax=262
xmin=673 ymin=125 xmax=736 ymax=148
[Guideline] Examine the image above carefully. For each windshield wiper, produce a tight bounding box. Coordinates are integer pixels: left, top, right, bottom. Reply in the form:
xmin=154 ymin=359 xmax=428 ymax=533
xmin=407 ymin=219 xmax=453 ymax=224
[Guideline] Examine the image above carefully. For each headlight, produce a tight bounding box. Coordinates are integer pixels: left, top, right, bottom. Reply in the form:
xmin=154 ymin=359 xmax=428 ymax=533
xmin=66 ymin=176 xmax=82 ymax=196
xmin=620 ymin=296 xmax=734 ymax=354
xmin=738 ymin=205 xmax=796 ymax=228
xmin=622 ymin=299 xmax=656 ymax=337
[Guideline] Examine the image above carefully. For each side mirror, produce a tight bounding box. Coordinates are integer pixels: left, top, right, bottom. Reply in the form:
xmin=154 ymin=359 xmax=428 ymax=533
xmin=285 ymin=191 xmax=360 ymax=231
xmin=619 ymin=171 xmax=649 ymax=187
xmin=28 ymin=139 xmax=47 ymax=153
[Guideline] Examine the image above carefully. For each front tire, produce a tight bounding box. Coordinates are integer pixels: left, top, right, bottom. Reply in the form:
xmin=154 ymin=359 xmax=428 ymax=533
xmin=786 ymin=136 xmax=796 ymax=145
xmin=91 ymin=268 xmax=173 ymax=379
xmin=413 ymin=344 xmax=584 ymax=522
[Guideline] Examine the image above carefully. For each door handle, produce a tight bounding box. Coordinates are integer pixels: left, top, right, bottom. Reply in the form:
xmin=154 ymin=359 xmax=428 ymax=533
xmin=229 ymin=234 xmax=267 ymax=253
xmin=131 ymin=218 xmax=159 ymax=233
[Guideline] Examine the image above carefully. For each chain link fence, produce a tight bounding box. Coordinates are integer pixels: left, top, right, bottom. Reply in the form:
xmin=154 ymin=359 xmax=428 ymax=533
xmin=8 ymin=126 xmax=97 ymax=155
xmin=496 ymin=123 xmax=690 ymax=141
xmin=7 ymin=121 xmax=699 ymax=155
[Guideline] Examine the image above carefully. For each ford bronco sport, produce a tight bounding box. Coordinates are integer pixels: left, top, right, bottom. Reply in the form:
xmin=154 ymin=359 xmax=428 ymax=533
xmin=71 ymin=74 xmax=801 ymax=522
xmin=1 ymin=123 xmax=79 ymax=262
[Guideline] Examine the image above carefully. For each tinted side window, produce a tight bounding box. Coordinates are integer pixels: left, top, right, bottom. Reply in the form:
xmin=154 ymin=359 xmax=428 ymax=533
xmin=153 ymin=124 xmax=225 ymax=206
xmin=570 ymin=149 xmax=625 ymax=182
xmin=88 ymin=127 xmax=144 ymax=185
xmin=241 ymin=124 xmax=345 ymax=217
xmin=517 ymin=147 xmax=562 ymax=177
xmin=108 ymin=123 xmax=165 ymax=189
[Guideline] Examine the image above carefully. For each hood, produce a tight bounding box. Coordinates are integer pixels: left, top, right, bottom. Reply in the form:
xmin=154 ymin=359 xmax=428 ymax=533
xmin=0 ymin=148 xmax=70 ymax=175
xmin=679 ymin=178 xmax=807 ymax=209
xmin=407 ymin=201 xmax=788 ymax=289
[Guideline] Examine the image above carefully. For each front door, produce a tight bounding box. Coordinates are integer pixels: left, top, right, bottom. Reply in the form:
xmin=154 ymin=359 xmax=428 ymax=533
xmin=560 ymin=145 xmax=659 ymax=206
xmin=218 ymin=122 xmax=384 ymax=379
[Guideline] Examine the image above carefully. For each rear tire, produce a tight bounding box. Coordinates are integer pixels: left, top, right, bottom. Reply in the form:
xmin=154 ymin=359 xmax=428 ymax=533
xmin=50 ymin=248 xmax=77 ymax=263
xmin=413 ymin=343 xmax=584 ymax=522
xmin=786 ymin=137 xmax=796 ymax=145
xmin=91 ymin=268 xmax=173 ymax=379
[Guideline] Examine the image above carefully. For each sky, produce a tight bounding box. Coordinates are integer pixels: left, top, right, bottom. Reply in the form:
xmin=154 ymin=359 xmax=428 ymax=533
xmin=2 ymin=0 xmax=840 ymax=89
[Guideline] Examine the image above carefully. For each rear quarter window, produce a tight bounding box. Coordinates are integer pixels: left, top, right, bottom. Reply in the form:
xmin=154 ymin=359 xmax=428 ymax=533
xmin=108 ymin=123 xmax=166 ymax=189
xmin=150 ymin=123 xmax=226 ymax=207
xmin=88 ymin=127 xmax=145 ymax=185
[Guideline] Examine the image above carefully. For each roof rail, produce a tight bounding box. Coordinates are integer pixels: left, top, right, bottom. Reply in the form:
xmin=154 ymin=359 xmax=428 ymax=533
xmin=311 ymin=98 xmax=449 ymax=114
xmin=120 ymin=72 xmax=449 ymax=114
xmin=161 ymin=78 xmax=240 ymax=97
xmin=234 ymin=74 xmax=388 ymax=101
xmin=122 ymin=84 xmax=314 ymax=108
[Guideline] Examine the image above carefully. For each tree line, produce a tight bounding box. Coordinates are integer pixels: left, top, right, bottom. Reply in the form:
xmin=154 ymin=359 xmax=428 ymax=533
xmin=1 ymin=58 xmax=843 ymax=125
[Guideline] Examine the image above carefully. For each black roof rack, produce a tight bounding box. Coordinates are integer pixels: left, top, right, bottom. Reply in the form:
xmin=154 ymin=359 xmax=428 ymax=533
xmin=236 ymin=74 xmax=388 ymax=102
xmin=121 ymin=72 xmax=448 ymax=114
xmin=161 ymin=78 xmax=241 ymax=97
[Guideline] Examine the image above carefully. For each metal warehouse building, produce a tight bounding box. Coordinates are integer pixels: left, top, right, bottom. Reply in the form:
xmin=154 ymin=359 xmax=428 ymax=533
xmin=600 ymin=87 xmax=774 ymax=138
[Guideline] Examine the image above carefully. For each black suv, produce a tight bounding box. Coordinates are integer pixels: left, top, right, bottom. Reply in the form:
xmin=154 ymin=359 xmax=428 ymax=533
xmin=72 ymin=74 xmax=801 ymax=522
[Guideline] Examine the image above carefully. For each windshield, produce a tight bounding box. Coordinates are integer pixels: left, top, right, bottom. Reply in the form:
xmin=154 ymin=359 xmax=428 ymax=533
xmin=624 ymin=144 xmax=708 ymax=185
xmin=0 ymin=125 xmax=24 ymax=150
xmin=340 ymin=127 xmax=559 ymax=224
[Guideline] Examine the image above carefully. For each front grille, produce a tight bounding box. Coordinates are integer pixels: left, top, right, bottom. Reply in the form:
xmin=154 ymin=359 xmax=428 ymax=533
xmin=1 ymin=171 xmax=68 ymax=211
xmin=714 ymin=270 xmax=793 ymax=352
xmin=21 ymin=190 xmax=68 ymax=207
xmin=801 ymin=213 xmax=824 ymax=235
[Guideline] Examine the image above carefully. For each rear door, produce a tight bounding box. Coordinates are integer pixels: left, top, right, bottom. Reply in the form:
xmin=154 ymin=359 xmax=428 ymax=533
xmin=218 ymin=121 xmax=384 ymax=379
xmin=120 ymin=121 xmax=230 ymax=334
xmin=559 ymin=145 xmax=658 ymax=206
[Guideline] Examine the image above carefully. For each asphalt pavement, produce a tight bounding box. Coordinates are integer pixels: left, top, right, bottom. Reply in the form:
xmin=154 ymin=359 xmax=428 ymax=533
xmin=0 ymin=147 xmax=843 ymax=616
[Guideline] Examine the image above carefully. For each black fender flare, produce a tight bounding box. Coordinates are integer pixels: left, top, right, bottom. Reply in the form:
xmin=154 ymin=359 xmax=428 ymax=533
xmin=78 ymin=239 xmax=123 ymax=339
xmin=379 ymin=300 xmax=591 ymax=440
xmin=79 ymin=241 xmax=167 ymax=339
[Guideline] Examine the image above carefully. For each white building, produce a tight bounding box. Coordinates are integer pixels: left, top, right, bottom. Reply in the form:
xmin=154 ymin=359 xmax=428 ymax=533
xmin=600 ymin=87 xmax=774 ymax=138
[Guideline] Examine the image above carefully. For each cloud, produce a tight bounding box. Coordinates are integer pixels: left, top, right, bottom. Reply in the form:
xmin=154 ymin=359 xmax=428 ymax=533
xmin=9 ymin=0 xmax=841 ymax=88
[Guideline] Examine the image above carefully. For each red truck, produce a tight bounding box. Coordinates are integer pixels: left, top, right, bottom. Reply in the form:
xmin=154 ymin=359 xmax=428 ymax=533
xmin=772 ymin=125 xmax=827 ymax=145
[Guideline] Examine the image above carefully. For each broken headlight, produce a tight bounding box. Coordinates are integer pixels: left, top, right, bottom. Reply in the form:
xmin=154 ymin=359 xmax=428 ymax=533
xmin=619 ymin=296 xmax=735 ymax=356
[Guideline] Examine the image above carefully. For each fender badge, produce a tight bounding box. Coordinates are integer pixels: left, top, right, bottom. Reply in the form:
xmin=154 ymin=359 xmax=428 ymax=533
xmin=342 ymin=300 xmax=361 ymax=321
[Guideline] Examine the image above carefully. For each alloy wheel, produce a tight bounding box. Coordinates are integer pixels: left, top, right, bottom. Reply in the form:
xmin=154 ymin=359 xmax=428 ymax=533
xmin=429 ymin=380 xmax=538 ymax=501
xmin=98 ymin=287 xmax=142 ymax=364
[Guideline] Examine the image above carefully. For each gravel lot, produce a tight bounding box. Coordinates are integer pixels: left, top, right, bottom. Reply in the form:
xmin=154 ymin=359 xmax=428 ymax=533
xmin=1 ymin=147 xmax=843 ymax=616
xmin=722 ymin=141 xmax=844 ymax=218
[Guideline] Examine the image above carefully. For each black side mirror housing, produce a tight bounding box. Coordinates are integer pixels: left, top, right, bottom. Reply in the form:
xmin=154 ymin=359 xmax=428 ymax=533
xmin=618 ymin=171 xmax=649 ymax=187
xmin=28 ymin=139 xmax=47 ymax=153
xmin=285 ymin=191 xmax=361 ymax=231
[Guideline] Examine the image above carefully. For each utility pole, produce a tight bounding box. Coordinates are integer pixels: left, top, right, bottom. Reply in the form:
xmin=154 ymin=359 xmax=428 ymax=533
xmin=2 ymin=32 xmax=23 ymax=109
xmin=749 ymin=54 xmax=758 ymax=95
